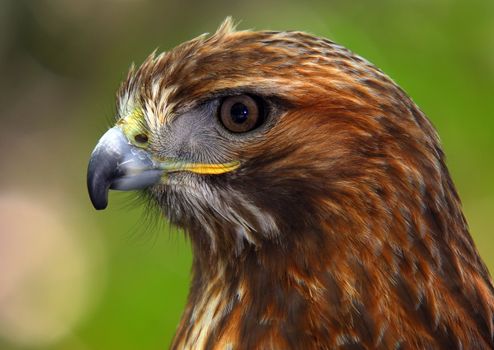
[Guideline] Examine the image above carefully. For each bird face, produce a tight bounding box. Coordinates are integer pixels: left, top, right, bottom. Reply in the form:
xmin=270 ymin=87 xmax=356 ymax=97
xmin=87 ymin=18 xmax=438 ymax=253
xmin=88 ymin=82 xmax=289 ymax=250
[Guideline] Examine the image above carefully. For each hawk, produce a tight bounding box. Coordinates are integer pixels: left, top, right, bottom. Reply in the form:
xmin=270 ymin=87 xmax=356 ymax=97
xmin=87 ymin=19 xmax=494 ymax=349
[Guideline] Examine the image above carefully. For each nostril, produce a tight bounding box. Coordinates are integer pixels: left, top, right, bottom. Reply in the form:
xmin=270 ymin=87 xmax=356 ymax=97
xmin=134 ymin=134 xmax=148 ymax=144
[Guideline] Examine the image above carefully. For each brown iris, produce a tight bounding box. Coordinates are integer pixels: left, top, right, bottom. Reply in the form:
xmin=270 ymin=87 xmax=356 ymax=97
xmin=219 ymin=95 xmax=260 ymax=133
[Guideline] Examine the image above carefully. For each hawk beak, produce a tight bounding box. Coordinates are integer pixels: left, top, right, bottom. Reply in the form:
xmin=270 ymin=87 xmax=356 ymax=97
xmin=87 ymin=127 xmax=239 ymax=210
xmin=87 ymin=127 xmax=162 ymax=210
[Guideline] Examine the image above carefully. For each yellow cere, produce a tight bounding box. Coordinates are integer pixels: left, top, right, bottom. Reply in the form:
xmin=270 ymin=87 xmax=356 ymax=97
xmin=117 ymin=108 xmax=148 ymax=148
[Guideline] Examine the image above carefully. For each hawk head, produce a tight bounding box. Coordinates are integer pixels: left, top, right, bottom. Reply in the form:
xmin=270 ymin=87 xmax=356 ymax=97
xmin=88 ymin=18 xmax=438 ymax=253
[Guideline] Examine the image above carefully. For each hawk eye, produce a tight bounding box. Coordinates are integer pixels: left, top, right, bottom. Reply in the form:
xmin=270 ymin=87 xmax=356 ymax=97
xmin=219 ymin=95 xmax=261 ymax=133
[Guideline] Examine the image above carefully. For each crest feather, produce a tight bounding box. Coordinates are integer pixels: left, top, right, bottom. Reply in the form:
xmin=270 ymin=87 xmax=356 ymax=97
xmin=215 ymin=17 xmax=238 ymax=36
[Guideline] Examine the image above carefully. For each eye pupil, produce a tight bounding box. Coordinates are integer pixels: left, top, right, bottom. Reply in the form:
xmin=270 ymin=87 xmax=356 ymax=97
xmin=230 ymin=103 xmax=249 ymax=124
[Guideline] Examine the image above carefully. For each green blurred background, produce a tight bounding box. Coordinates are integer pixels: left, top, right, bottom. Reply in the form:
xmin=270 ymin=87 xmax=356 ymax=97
xmin=0 ymin=0 xmax=492 ymax=349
